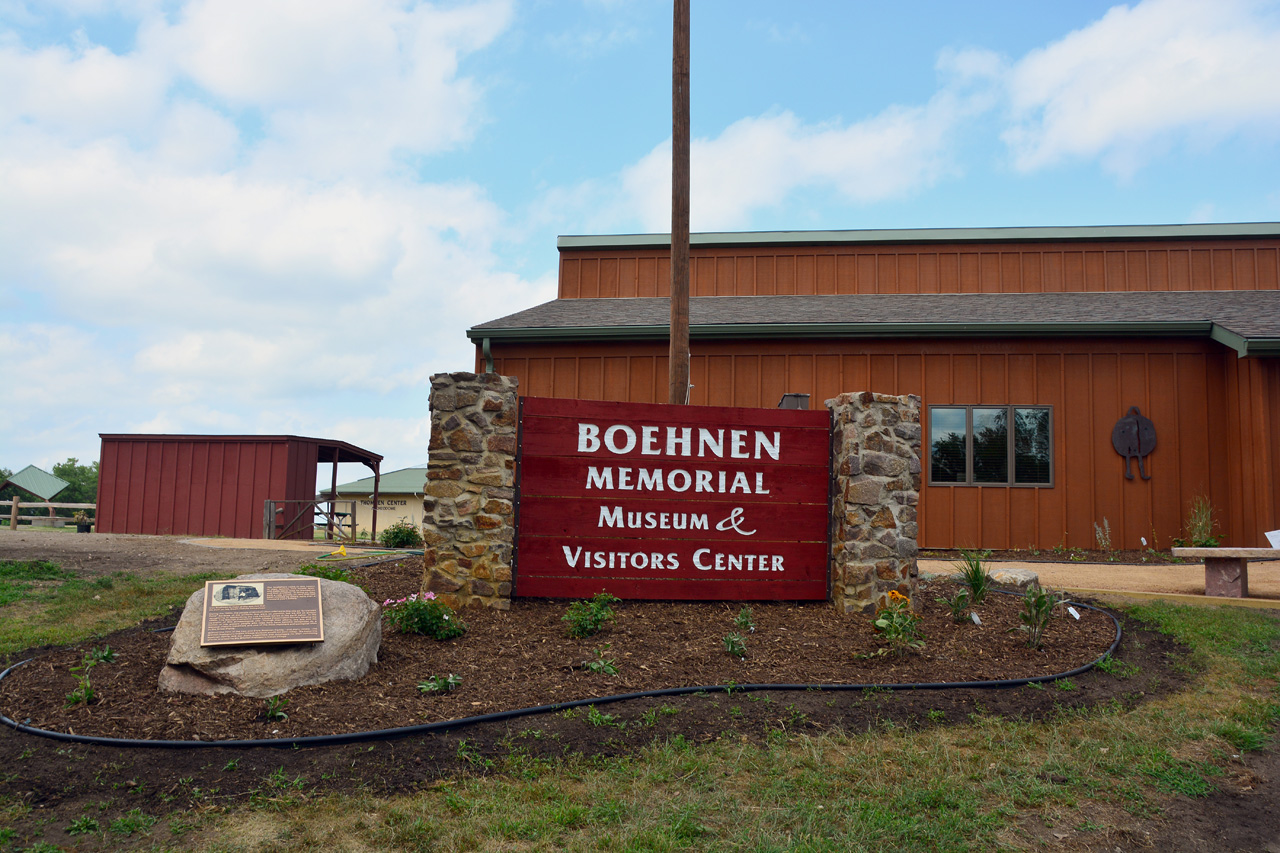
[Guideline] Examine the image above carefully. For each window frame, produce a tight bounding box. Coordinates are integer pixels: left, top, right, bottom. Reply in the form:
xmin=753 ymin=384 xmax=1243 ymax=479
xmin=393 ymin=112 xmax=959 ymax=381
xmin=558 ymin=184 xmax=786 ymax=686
xmin=927 ymin=405 xmax=1054 ymax=488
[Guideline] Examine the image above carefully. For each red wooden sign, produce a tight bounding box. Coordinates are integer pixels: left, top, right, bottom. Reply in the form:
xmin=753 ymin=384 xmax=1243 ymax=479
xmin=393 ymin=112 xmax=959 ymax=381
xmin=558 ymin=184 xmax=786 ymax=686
xmin=515 ymin=397 xmax=831 ymax=600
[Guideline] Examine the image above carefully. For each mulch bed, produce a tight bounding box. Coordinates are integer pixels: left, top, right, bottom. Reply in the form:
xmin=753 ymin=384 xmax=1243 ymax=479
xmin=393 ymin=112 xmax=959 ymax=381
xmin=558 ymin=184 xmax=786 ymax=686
xmin=1 ymin=559 xmax=1117 ymax=742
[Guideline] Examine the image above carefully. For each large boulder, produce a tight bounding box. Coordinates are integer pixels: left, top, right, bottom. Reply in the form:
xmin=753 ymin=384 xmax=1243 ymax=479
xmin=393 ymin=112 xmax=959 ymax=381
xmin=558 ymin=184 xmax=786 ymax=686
xmin=159 ymin=573 xmax=381 ymax=698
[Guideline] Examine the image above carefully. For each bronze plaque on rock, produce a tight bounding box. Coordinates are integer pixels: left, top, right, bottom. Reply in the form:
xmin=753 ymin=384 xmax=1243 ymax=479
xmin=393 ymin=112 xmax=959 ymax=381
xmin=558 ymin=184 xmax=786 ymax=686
xmin=199 ymin=578 xmax=324 ymax=646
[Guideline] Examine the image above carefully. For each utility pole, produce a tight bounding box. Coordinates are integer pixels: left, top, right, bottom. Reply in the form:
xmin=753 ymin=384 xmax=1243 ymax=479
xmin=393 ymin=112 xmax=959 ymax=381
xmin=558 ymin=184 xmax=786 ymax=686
xmin=668 ymin=0 xmax=691 ymax=405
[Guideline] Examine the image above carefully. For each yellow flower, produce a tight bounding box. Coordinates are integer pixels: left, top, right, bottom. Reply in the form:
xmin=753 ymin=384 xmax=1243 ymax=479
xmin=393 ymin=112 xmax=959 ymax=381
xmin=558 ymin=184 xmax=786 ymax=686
xmin=887 ymin=590 xmax=909 ymax=603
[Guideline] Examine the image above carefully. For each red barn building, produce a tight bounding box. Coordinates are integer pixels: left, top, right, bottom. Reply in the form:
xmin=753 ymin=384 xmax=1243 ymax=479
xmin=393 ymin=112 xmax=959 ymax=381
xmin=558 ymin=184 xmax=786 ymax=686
xmin=468 ymin=223 xmax=1280 ymax=551
xmin=97 ymin=434 xmax=382 ymax=540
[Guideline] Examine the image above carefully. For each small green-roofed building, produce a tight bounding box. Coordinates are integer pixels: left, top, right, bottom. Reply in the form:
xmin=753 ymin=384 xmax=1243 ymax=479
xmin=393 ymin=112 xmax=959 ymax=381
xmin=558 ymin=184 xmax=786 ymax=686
xmin=2 ymin=465 xmax=70 ymax=501
xmin=317 ymin=466 xmax=426 ymax=536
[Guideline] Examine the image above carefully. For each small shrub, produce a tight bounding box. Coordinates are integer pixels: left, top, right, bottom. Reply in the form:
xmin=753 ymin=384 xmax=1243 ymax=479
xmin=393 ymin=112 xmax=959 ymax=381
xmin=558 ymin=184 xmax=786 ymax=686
xmin=722 ymin=633 xmax=747 ymax=659
xmin=379 ymin=518 xmax=424 ymax=549
xmin=734 ymin=606 xmax=755 ymax=633
xmin=954 ymin=549 xmax=992 ymax=604
xmin=562 ymin=591 xmax=619 ymax=639
xmin=873 ymin=591 xmax=924 ymax=655
xmin=384 ymin=592 xmax=467 ymax=640
xmin=1020 ymin=585 xmax=1061 ymax=649
xmin=418 ymin=673 xmax=463 ymax=694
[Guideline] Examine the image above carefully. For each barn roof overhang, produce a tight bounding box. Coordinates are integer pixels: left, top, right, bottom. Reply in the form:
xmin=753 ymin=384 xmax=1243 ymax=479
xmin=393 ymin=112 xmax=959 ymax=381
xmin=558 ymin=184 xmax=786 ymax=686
xmin=468 ymin=292 xmax=1280 ymax=359
xmin=97 ymin=434 xmax=383 ymax=469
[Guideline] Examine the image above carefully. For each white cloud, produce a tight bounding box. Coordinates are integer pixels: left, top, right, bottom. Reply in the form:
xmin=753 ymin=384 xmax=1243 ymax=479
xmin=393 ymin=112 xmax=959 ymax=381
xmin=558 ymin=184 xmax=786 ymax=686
xmin=615 ymin=88 xmax=984 ymax=232
xmin=1002 ymin=0 xmax=1280 ymax=175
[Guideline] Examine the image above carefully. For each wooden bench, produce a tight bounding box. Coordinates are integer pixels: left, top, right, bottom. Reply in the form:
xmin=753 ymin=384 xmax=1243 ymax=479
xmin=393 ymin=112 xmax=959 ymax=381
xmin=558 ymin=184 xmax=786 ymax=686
xmin=1170 ymin=548 xmax=1280 ymax=597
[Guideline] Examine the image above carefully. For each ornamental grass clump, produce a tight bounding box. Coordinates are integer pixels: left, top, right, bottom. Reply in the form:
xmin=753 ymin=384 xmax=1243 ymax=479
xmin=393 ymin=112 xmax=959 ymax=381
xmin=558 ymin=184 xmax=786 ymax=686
xmin=954 ymin=549 xmax=993 ymax=605
xmin=872 ymin=590 xmax=924 ymax=656
xmin=383 ymin=592 xmax=467 ymax=640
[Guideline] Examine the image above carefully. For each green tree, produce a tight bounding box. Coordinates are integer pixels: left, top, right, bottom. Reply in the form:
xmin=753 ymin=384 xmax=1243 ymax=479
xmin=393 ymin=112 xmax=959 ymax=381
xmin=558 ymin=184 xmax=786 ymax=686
xmin=51 ymin=458 xmax=100 ymax=512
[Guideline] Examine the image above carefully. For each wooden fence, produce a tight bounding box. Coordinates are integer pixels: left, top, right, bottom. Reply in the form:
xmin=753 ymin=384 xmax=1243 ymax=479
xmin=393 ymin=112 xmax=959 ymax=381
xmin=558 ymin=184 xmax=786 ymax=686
xmin=1 ymin=500 xmax=97 ymax=529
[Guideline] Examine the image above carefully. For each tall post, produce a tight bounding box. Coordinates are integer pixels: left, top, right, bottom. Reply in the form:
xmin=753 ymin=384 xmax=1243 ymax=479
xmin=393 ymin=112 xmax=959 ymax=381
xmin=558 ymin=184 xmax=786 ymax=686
xmin=668 ymin=0 xmax=691 ymax=404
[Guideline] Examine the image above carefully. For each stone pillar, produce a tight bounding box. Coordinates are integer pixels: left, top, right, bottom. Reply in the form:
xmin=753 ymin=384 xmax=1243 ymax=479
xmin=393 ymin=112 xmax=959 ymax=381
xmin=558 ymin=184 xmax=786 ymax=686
xmin=420 ymin=372 xmax=518 ymax=610
xmin=825 ymin=392 xmax=922 ymax=614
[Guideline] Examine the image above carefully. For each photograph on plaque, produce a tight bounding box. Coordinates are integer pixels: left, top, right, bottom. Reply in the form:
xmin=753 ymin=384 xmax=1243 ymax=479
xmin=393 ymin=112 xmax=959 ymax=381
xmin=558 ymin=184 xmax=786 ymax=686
xmin=209 ymin=582 xmax=265 ymax=606
xmin=199 ymin=578 xmax=324 ymax=647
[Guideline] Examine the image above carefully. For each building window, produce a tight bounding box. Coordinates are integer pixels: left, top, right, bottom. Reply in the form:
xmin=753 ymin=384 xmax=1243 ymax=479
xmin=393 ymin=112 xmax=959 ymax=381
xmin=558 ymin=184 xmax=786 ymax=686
xmin=929 ymin=406 xmax=1052 ymax=486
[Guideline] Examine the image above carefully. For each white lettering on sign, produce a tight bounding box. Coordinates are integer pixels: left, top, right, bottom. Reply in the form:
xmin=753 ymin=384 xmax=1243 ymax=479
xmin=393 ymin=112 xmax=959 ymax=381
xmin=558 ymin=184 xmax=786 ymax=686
xmin=692 ymin=549 xmax=785 ymax=572
xmin=598 ymin=506 xmax=708 ymax=530
xmin=715 ymin=507 xmax=757 ymax=536
xmin=576 ymin=423 xmax=781 ymax=461
xmin=562 ymin=546 xmax=680 ymax=570
xmin=584 ymin=466 xmax=770 ymax=495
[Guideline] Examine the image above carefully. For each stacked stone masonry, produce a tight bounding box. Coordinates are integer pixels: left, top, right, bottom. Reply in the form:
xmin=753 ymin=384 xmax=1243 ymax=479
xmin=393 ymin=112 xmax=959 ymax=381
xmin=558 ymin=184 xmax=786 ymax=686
xmin=825 ymin=391 xmax=922 ymax=615
xmin=420 ymin=372 xmax=519 ymax=610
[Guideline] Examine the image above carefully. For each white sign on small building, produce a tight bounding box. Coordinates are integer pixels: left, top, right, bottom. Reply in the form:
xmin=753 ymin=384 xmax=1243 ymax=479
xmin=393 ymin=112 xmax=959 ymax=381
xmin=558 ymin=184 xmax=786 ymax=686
xmin=317 ymin=466 xmax=425 ymax=537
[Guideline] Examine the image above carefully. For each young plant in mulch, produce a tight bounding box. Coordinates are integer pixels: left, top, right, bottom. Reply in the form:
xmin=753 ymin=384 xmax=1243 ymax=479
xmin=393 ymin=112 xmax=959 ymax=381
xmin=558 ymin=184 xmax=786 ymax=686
xmin=935 ymin=588 xmax=972 ymax=623
xmin=418 ymin=673 xmax=463 ymax=694
xmin=871 ymin=590 xmax=925 ymax=656
xmin=722 ymin=632 xmax=747 ymax=659
xmin=582 ymin=645 xmax=620 ymax=675
xmin=734 ymin=605 xmax=755 ymax=634
xmin=263 ymin=695 xmax=289 ymax=722
xmin=1020 ymin=585 xmax=1062 ymax=649
xmin=562 ymin=591 xmax=619 ymax=639
xmin=383 ymin=591 xmax=467 ymax=640
xmin=954 ymin=549 xmax=993 ymax=605
xmin=65 ymin=645 xmax=116 ymax=708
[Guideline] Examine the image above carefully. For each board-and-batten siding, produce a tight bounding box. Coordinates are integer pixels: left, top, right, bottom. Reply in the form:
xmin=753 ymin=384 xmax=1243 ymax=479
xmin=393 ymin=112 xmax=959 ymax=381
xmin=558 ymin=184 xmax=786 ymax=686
xmin=486 ymin=338 xmax=1279 ymax=552
xmin=559 ymin=242 xmax=1280 ymax=299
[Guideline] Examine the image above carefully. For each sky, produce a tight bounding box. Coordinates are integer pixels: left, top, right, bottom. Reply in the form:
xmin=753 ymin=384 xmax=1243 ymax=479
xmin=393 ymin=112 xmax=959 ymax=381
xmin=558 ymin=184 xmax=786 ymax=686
xmin=3 ymin=0 xmax=1280 ymax=488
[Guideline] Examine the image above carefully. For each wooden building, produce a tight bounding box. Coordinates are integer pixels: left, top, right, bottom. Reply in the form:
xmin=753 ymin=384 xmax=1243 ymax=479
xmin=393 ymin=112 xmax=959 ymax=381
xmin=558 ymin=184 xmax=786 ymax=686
xmin=468 ymin=224 xmax=1280 ymax=551
xmin=97 ymin=434 xmax=382 ymax=540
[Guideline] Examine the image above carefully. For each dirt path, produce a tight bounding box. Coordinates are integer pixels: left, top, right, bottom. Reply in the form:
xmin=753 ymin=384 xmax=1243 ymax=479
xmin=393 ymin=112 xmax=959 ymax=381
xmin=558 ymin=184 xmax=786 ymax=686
xmin=0 ymin=530 xmax=379 ymax=578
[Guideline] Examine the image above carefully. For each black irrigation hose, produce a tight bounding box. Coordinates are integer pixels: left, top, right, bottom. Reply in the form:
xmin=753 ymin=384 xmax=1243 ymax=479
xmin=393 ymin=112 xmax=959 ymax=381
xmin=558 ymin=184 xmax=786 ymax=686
xmin=0 ymin=597 xmax=1122 ymax=750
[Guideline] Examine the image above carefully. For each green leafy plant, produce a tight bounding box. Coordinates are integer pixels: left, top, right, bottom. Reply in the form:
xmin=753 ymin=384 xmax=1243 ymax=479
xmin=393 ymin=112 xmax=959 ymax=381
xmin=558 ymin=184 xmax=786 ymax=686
xmin=109 ymin=808 xmax=157 ymax=836
xmin=65 ymin=646 xmax=114 ymax=707
xmin=66 ymin=815 xmax=99 ymax=835
xmin=722 ymin=632 xmax=747 ymax=659
xmin=264 ymin=695 xmax=289 ymax=722
xmin=935 ymin=588 xmax=971 ymax=623
xmin=378 ymin=518 xmax=424 ymax=549
xmin=85 ymin=645 xmax=116 ymax=664
xmin=1095 ymin=653 xmax=1140 ymax=679
xmin=583 ymin=645 xmax=620 ymax=675
xmin=873 ymin=591 xmax=925 ymax=655
xmin=295 ymin=563 xmax=358 ymax=585
xmin=954 ymin=549 xmax=992 ymax=604
xmin=734 ymin=605 xmax=755 ymax=633
xmin=418 ymin=673 xmax=463 ymax=694
xmin=562 ymin=591 xmax=619 ymax=639
xmin=384 ymin=592 xmax=467 ymax=640
xmin=585 ymin=705 xmax=623 ymax=728
xmin=1020 ymin=585 xmax=1061 ymax=649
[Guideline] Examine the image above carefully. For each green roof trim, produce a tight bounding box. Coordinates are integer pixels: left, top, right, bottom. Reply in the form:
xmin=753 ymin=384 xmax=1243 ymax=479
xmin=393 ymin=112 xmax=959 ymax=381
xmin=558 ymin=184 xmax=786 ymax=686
xmin=557 ymin=222 xmax=1280 ymax=251
xmin=2 ymin=465 xmax=71 ymax=501
xmin=318 ymin=466 xmax=427 ymax=497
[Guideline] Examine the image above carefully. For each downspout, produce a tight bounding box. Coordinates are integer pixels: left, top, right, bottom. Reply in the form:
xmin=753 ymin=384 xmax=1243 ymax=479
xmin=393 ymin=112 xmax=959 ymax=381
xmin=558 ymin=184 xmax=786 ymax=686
xmin=482 ymin=337 xmax=493 ymax=374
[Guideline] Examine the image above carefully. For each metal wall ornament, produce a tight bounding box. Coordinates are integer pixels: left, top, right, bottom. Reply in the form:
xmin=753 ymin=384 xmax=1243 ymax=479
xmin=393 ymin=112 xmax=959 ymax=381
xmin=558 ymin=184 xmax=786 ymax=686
xmin=1112 ymin=406 xmax=1157 ymax=480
